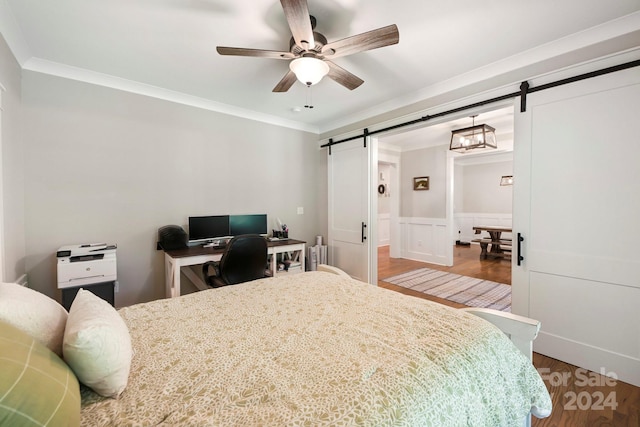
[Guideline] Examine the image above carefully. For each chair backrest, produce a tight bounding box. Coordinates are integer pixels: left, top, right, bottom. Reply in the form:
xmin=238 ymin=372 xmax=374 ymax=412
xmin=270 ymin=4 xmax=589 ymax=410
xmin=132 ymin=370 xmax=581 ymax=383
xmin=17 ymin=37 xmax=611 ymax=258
xmin=218 ymin=234 xmax=268 ymax=285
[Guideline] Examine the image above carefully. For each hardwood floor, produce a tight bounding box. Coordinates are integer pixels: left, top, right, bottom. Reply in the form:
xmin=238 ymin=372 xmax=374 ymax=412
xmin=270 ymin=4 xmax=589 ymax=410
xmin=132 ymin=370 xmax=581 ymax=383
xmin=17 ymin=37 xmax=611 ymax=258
xmin=378 ymin=244 xmax=511 ymax=308
xmin=377 ymin=245 xmax=640 ymax=427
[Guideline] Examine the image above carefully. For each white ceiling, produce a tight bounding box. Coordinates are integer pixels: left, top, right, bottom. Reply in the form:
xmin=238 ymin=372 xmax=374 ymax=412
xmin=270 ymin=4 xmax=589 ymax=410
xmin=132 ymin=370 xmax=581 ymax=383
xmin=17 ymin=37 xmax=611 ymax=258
xmin=1 ymin=0 xmax=639 ymax=134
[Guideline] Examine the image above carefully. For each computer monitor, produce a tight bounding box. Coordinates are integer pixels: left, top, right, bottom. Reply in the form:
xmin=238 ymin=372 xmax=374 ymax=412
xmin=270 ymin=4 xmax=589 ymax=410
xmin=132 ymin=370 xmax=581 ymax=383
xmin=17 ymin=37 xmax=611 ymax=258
xmin=188 ymin=215 xmax=230 ymax=242
xmin=229 ymin=214 xmax=268 ymax=236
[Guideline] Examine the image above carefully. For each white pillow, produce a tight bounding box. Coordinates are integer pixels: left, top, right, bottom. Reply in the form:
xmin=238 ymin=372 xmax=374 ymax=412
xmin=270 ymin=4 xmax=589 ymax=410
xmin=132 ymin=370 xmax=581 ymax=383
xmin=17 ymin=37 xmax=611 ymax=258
xmin=63 ymin=289 xmax=132 ymax=398
xmin=0 ymin=282 xmax=68 ymax=356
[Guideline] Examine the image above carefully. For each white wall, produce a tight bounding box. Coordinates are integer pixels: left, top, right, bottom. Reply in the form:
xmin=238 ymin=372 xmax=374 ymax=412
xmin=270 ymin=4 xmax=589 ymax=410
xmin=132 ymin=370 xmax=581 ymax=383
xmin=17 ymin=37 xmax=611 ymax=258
xmin=400 ymin=145 xmax=447 ymax=218
xmin=459 ymin=161 xmax=513 ymax=213
xmin=0 ymin=34 xmax=25 ymax=282
xmin=20 ymin=71 xmax=326 ymax=306
xmin=453 ymin=159 xmax=513 ymax=242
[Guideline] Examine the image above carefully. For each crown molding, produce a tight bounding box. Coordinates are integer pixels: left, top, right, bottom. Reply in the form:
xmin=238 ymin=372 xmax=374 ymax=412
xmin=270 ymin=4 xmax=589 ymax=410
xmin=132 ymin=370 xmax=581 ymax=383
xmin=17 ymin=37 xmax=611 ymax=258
xmin=1 ymin=0 xmax=319 ymax=134
xmin=22 ymin=58 xmax=320 ymax=134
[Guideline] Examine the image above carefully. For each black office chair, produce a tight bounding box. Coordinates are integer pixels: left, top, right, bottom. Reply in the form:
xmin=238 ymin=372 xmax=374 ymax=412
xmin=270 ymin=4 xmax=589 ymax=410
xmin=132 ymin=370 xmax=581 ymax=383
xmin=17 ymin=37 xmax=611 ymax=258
xmin=202 ymin=234 xmax=268 ymax=288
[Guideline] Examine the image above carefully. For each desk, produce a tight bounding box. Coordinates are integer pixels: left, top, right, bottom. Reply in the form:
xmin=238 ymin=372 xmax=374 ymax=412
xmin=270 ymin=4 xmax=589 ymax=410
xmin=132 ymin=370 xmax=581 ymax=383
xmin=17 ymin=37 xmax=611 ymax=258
xmin=164 ymin=239 xmax=306 ymax=298
xmin=472 ymin=226 xmax=512 ymax=260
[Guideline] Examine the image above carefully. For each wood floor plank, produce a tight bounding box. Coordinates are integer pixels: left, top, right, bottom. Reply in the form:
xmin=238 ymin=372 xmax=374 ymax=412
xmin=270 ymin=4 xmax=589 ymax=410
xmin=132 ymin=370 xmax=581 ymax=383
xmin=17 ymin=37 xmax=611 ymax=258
xmin=376 ymin=244 xmax=640 ymax=426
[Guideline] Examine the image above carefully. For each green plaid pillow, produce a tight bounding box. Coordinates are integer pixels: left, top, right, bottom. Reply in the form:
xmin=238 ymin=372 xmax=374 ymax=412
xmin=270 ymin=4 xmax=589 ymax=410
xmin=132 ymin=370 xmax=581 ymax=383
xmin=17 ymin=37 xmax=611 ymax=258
xmin=0 ymin=320 xmax=80 ymax=426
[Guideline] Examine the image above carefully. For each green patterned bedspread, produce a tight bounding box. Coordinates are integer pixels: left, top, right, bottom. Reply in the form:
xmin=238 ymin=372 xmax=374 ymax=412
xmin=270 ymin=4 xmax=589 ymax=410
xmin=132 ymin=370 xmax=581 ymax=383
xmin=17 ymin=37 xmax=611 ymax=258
xmin=81 ymin=271 xmax=551 ymax=426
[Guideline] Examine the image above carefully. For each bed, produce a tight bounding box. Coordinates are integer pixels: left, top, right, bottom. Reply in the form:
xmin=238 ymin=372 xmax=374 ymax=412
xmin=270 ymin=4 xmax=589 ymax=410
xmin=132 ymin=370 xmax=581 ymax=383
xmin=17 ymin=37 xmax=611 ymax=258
xmin=0 ymin=267 xmax=551 ymax=426
xmin=78 ymin=267 xmax=550 ymax=426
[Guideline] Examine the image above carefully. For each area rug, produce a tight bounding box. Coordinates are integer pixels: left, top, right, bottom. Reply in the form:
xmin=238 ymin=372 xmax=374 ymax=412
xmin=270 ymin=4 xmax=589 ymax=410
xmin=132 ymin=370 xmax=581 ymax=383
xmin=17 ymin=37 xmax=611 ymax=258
xmin=382 ymin=267 xmax=511 ymax=312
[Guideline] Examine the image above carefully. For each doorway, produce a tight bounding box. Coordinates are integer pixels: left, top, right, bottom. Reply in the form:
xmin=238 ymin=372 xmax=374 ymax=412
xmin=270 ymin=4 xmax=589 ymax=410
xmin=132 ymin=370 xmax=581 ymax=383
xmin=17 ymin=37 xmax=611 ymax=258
xmin=376 ymin=106 xmax=514 ymax=309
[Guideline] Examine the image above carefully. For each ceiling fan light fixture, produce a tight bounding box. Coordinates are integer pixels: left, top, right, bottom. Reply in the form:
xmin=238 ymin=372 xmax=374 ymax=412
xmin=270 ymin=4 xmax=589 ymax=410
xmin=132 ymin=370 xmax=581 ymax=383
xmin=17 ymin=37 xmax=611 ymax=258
xmin=289 ymin=57 xmax=329 ymax=86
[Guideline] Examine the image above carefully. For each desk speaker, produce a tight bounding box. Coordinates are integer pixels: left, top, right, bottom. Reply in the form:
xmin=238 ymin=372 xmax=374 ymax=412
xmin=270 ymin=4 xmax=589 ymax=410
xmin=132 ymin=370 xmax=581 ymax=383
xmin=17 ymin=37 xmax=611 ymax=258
xmin=158 ymin=225 xmax=188 ymax=250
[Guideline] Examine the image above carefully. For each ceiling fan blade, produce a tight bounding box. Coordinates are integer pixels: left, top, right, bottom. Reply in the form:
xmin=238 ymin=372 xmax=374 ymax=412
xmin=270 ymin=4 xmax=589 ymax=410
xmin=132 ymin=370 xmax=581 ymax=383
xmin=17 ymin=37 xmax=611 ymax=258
xmin=216 ymin=46 xmax=295 ymax=59
xmin=273 ymin=70 xmax=298 ymax=92
xmin=326 ymin=61 xmax=364 ymax=90
xmin=280 ymin=0 xmax=315 ymax=50
xmin=321 ymin=24 xmax=399 ymax=59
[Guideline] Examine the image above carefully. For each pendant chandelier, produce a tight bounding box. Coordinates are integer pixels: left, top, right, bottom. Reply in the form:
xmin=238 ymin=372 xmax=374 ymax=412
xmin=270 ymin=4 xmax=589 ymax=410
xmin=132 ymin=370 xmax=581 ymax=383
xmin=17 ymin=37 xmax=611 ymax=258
xmin=449 ymin=115 xmax=497 ymax=152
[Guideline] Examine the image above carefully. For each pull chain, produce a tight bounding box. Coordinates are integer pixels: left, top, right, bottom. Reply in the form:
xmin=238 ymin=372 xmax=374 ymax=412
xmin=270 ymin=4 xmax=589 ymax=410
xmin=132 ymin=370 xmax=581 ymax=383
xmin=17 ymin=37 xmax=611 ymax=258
xmin=304 ymin=84 xmax=314 ymax=109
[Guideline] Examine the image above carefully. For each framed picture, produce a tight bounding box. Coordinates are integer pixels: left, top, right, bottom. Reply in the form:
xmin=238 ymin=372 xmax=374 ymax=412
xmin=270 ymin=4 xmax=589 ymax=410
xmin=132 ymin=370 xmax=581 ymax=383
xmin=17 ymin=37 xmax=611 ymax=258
xmin=413 ymin=176 xmax=429 ymax=191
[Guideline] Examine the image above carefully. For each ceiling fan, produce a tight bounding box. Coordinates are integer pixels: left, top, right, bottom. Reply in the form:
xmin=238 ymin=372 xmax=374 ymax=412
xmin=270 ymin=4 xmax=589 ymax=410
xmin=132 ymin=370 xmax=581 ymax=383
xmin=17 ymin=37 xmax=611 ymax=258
xmin=216 ymin=0 xmax=399 ymax=92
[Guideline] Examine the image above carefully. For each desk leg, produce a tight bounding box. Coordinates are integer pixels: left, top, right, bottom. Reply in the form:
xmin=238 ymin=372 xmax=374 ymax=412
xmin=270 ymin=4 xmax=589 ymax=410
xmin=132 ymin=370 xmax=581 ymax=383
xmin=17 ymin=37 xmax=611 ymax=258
xmin=164 ymin=253 xmax=181 ymax=299
xmin=268 ymin=253 xmax=276 ymax=276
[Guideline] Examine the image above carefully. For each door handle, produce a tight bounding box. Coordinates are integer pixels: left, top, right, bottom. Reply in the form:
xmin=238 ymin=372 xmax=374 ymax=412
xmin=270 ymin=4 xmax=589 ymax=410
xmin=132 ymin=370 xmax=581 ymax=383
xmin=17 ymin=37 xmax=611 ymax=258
xmin=361 ymin=222 xmax=367 ymax=243
xmin=517 ymin=233 xmax=524 ymax=266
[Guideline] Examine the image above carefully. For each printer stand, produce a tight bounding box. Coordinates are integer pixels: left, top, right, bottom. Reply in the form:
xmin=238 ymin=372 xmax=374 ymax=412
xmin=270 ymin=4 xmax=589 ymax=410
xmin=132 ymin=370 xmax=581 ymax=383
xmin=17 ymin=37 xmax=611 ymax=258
xmin=61 ymin=281 xmax=115 ymax=311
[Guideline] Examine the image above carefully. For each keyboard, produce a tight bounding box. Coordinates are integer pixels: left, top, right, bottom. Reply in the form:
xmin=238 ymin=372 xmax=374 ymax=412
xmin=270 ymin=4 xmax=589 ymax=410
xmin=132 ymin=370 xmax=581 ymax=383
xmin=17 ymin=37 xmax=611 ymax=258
xmin=203 ymin=242 xmax=226 ymax=248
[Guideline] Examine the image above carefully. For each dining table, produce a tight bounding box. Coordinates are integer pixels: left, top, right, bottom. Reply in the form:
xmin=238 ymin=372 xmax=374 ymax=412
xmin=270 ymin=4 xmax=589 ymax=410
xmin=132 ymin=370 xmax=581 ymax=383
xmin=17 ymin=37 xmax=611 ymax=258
xmin=472 ymin=225 xmax=512 ymax=260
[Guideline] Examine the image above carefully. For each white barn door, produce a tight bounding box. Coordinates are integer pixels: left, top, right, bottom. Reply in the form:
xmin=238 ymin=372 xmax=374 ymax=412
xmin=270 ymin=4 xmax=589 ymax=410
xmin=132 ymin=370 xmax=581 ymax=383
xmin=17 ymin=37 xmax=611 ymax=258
xmin=328 ymin=137 xmax=376 ymax=283
xmin=512 ymin=67 xmax=640 ymax=387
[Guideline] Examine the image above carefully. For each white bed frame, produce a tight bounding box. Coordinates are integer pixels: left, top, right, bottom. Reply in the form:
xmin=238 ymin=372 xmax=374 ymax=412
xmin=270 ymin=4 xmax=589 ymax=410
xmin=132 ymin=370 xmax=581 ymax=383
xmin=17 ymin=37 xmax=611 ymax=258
xmin=317 ymin=264 xmax=542 ymax=427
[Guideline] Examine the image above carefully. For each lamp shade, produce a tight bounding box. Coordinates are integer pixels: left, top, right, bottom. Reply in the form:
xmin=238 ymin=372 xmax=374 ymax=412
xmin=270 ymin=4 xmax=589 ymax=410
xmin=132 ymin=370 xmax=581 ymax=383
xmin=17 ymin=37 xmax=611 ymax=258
xmin=289 ymin=57 xmax=330 ymax=86
xmin=449 ymin=123 xmax=497 ymax=151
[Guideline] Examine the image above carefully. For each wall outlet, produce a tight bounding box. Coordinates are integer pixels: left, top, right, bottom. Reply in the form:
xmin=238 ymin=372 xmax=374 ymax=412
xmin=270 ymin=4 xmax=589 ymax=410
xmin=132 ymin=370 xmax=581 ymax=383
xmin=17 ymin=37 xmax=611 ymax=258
xmin=297 ymin=207 xmax=304 ymax=215
xmin=114 ymin=281 xmax=119 ymax=293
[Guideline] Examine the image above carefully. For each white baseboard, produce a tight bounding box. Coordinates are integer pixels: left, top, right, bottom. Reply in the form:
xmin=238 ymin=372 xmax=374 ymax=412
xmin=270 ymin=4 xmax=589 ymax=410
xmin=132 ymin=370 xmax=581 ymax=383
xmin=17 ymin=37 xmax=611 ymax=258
xmin=535 ymin=331 xmax=640 ymax=388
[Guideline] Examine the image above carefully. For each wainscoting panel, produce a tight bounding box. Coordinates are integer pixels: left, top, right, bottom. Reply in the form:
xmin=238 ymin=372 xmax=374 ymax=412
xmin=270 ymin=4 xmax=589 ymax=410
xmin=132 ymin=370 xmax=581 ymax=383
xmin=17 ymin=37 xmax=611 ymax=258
xmin=400 ymin=217 xmax=448 ymax=265
xmin=454 ymin=213 xmax=512 ymax=244
xmin=378 ymin=213 xmax=390 ymax=246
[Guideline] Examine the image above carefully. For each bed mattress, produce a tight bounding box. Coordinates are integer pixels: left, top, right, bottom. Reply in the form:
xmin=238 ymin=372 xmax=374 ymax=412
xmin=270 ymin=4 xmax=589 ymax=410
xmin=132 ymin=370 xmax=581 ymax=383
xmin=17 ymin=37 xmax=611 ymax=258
xmin=80 ymin=271 xmax=551 ymax=426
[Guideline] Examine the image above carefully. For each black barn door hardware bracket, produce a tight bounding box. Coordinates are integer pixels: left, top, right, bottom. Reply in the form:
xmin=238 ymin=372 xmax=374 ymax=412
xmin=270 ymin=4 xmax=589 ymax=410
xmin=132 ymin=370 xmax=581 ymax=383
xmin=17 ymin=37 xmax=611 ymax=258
xmin=520 ymin=81 xmax=530 ymax=112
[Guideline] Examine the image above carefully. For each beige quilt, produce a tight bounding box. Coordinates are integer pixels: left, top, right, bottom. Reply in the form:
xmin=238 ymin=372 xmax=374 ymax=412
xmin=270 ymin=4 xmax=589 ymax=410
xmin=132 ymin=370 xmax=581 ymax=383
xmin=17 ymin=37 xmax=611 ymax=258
xmin=81 ymin=271 xmax=551 ymax=426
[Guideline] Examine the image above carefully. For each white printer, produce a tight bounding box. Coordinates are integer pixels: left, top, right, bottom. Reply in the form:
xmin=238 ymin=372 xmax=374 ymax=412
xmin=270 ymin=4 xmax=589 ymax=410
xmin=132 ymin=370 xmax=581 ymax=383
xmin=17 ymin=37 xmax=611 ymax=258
xmin=57 ymin=243 xmax=117 ymax=309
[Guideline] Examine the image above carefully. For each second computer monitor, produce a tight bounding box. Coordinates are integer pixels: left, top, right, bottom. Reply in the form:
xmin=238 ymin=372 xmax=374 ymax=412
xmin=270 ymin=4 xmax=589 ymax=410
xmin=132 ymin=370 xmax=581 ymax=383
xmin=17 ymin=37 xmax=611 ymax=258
xmin=229 ymin=214 xmax=267 ymax=236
